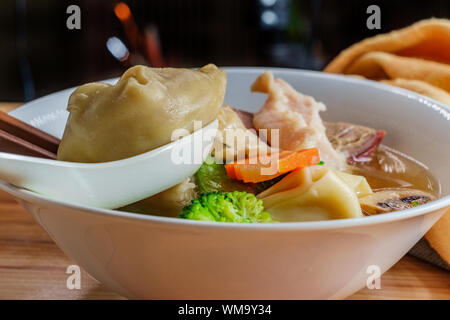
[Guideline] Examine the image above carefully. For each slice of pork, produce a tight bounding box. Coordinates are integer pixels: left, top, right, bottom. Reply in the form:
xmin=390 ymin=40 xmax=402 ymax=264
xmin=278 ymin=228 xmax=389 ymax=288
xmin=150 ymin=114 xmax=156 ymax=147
xmin=250 ymin=71 xmax=347 ymax=170
xmin=232 ymin=110 xmax=385 ymax=164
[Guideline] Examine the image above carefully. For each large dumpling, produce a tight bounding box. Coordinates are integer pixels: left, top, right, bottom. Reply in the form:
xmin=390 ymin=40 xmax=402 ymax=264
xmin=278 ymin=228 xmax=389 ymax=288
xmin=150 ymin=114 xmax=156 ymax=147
xmin=258 ymin=166 xmax=372 ymax=222
xmin=57 ymin=64 xmax=226 ymax=163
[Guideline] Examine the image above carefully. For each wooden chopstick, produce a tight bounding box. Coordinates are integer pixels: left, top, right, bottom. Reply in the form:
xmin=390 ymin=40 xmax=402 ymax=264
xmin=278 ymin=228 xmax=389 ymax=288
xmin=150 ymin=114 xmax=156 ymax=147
xmin=0 ymin=111 xmax=60 ymax=159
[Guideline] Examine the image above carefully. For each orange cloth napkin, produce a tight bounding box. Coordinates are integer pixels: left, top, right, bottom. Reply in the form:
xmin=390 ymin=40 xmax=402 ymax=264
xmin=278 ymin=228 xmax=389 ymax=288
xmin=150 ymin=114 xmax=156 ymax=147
xmin=325 ymin=18 xmax=450 ymax=268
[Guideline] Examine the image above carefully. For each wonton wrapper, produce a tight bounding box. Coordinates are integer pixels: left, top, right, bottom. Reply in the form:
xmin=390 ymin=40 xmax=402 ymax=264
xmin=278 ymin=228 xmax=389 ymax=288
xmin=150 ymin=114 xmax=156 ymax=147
xmin=258 ymin=166 xmax=371 ymax=222
xmin=120 ymin=177 xmax=197 ymax=217
xmin=213 ymin=105 xmax=271 ymax=163
xmin=333 ymin=170 xmax=373 ymax=198
xmin=57 ymin=64 xmax=226 ymax=162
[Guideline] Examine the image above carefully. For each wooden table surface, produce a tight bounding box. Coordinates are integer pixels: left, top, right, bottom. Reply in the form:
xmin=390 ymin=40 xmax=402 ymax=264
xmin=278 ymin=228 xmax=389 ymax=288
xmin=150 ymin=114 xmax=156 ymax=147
xmin=0 ymin=103 xmax=449 ymax=300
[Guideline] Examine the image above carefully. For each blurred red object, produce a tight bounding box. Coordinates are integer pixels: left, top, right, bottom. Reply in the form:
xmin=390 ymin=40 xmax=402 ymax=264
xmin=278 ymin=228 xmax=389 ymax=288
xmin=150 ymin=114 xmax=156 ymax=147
xmin=143 ymin=25 xmax=165 ymax=67
xmin=114 ymin=2 xmax=165 ymax=67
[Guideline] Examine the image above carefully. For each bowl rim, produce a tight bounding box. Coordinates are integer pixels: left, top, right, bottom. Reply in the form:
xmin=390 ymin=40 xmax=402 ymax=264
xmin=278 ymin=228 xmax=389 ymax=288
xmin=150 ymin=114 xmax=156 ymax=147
xmin=1 ymin=180 xmax=449 ymax=231
xmin=3 ymin=67 xmax=450 ymax=231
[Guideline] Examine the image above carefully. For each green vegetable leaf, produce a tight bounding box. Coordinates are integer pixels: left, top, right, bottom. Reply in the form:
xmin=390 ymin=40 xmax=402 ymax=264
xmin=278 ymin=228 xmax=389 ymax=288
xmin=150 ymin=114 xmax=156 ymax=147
xmin=195 ymin=156 xmax=255 ymax=194
xmin=195 ymin=156 xmax=288 ymax=195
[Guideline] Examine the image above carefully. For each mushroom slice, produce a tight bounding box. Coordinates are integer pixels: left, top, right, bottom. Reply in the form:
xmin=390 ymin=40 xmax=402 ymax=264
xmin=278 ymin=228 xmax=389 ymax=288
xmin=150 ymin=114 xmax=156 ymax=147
xmin=359 ymin=188 xmax=436 ymax=215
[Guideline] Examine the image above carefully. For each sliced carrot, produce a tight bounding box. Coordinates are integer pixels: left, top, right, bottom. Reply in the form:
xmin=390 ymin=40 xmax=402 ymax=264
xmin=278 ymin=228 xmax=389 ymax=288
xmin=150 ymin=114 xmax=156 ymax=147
xmin=278 ymin=148 xmax=320 ymax=173
xmin=234 ymin=165 xmax=243 ymax=181
xmin=241 ymin=169 xmax=284 ymax=183
xmin=224 ymin=164 xmax=236 ymax=179
xmin=225 ymin=148 xmax=320 ymax=183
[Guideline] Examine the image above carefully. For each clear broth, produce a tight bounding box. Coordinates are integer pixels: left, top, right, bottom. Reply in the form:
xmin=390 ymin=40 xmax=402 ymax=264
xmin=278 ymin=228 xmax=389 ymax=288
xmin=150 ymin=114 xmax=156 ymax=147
xmin=350 ymin=145 xmax=440 ymax=196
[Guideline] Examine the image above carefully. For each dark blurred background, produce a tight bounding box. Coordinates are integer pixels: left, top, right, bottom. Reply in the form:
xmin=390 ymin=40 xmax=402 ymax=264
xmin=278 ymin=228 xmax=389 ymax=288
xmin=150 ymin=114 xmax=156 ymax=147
xmin=1 ymin=0 xmax=449 ymax=102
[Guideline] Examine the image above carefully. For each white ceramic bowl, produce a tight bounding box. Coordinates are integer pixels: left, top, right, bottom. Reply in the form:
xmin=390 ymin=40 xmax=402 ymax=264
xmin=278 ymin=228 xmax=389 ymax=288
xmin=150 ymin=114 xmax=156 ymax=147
xmin=1 ymin=68 xmax=449 ymax=299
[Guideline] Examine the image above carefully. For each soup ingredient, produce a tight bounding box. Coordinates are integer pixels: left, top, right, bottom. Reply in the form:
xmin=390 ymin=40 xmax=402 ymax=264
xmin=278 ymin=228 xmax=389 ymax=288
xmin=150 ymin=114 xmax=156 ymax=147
xmin=213 ymin=105 xmax=271 ymax=162
xmin=351 ymin=145 xmax=440 ymax=193
xmin=253 ymin=173 xmax=289 ymax=195
xmin=119 ymin=177 xmax=197 ymax=217
xmin=332 ymin=170 xmax=373 ymax=198
xmin=231 ymin=108 xmax=385 ymax=164
xmin=359 ymin=188 xmax=436 ymax=215
xmin=258 ymin=166 xmax=371 ymax=222
xmin=57 ymin=64 xmax=226 ymax=162
xmin=194 ymin=156 xmax=300 ymax=196
xmin=224 ymin=148 xmax=320 ymax=183
xmin=195 ymin=156 xmax=254 ymax=194
xmin=232 ymin=108 xmax=254 ymax=129
xmin=179 ymin=191 xmax=273 ymax=223
xmin=251 ymin=71 xmax=347 ymax=170
xmin=324 ymin=122 xmax=386 ymax=162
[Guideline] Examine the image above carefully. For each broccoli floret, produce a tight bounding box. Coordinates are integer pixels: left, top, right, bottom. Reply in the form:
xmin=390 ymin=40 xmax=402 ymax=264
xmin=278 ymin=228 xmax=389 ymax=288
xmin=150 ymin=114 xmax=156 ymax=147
xmin=179 ymin=191 xmax=273 ymax=223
